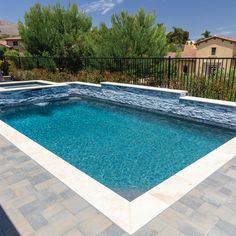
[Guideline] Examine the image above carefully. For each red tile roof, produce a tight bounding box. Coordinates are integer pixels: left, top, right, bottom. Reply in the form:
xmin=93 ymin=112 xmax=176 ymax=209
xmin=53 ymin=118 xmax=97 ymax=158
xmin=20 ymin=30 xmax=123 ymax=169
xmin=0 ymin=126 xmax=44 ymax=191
xmin=181 ymin=48 xmax=197 ymax=58
xmin=167 ymin=48 xmax=197 ymax=58
xmin=0 ymin=40 xmax=12 ymax=48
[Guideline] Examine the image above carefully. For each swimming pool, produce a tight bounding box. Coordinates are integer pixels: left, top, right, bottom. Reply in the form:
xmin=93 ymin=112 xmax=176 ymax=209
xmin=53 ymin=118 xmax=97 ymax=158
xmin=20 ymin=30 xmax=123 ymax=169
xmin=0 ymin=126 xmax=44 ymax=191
xmin=1 ymin=97 xmax=235 ymax=200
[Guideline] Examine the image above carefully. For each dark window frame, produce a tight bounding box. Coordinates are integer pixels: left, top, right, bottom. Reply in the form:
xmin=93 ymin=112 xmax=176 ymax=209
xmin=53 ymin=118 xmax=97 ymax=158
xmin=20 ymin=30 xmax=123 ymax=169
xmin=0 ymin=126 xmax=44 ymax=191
xmin=211 ymin=47 xmax=216 ymax=56
xmin=13 ymin=41 xmax=18 ymax=46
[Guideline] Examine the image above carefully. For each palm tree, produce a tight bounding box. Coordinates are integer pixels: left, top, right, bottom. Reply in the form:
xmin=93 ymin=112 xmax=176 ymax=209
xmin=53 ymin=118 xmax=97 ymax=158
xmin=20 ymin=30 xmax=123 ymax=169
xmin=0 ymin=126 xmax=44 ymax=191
xmin=201 ymin=30 xmax=211 ymax=39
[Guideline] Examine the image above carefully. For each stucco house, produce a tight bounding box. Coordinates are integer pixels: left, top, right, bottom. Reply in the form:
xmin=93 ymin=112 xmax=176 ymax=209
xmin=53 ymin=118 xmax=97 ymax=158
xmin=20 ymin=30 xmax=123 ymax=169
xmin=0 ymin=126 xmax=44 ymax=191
xmin=167 ymin=36 xmax=236 ymax=75
xmin=196 ymin=36 xmax=236 ymax=58
xmin=195 ymin=36 xmax=236 ymax=74
xmin=167 ymin=40 xmax=197 ymax=74
xmin=167 ymin=40 xmax=197 ymax=58
xmin=0 ymin=36 xmax=24 ymax=54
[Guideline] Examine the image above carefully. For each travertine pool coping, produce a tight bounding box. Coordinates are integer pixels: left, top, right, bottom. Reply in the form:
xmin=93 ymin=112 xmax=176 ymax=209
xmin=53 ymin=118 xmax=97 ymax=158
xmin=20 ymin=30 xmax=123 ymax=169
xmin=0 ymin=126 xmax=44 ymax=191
xmin=0 ymin=119 xmax=235 ymax=235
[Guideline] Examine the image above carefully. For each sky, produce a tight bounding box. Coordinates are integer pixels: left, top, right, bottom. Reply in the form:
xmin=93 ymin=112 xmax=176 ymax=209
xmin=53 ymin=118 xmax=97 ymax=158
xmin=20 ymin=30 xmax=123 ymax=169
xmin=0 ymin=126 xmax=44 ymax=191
xmin=0 ymin=0 xmax=236 ymax=40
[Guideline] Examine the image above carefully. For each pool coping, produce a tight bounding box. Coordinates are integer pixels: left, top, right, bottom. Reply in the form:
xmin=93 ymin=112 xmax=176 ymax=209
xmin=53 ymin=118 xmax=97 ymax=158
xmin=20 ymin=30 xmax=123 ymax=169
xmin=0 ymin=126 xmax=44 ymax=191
xmin=100 ymin=82 xmax=188 ymax=95
xmin=0 ymin=80 xmax=67 ymax=92
xmin=0 ymin=120 xmax=235 ymax=235
xmin=180 ymin=96 xmax=236 ymax=108
xmin=67 ymin=81 xmax=188 ymax=95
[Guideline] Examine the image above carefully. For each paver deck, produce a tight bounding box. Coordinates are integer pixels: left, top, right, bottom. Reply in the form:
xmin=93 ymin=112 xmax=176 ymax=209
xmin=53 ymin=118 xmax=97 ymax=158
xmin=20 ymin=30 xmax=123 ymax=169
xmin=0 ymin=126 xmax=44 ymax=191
xmin=0 ymin=134 xmax=236 ymax=236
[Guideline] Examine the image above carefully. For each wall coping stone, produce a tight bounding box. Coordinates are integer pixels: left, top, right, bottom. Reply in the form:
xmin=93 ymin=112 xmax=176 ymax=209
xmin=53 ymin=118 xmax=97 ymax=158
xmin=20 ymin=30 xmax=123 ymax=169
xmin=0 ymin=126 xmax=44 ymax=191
xmin=100 ymin=82 xmax=188 ymax=95
xmin=0 ymin=83 xmax=67 ymax=93
xmin=180 ymin=96 xmax=236 ymax=108
xmin=67 ymin=82 xmax=101 ymax=88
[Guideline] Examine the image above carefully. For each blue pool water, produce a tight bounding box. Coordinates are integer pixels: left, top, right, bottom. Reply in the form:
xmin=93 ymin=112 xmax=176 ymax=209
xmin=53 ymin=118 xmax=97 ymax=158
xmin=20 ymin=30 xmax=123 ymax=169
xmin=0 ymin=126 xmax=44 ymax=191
xmin=1 ymin=97 xmax=235 ymax=200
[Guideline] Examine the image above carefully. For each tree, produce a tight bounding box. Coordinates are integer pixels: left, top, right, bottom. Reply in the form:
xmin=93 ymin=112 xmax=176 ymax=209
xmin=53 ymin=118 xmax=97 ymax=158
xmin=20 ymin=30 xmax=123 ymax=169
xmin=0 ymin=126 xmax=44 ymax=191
xmin=201 ymin=30 xmax=211 ymax=39
xmin=94 ymin=9 xmax=168 ymax=57
xmin=196 ymin=30 xmax=212 ymax=42
xmin=18 ymin=3 xmax=92 ymax=58
xmin=167 ymin=27 xmax=189 ymax=49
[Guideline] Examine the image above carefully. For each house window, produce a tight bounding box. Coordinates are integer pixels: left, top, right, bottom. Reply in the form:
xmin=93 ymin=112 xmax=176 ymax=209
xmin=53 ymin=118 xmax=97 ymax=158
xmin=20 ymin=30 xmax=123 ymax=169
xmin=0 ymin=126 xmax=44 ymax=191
xmin=13 ymin=41 xmax=18 ymax=46
xmin=211 ymin=47 xmax=216 ymax=56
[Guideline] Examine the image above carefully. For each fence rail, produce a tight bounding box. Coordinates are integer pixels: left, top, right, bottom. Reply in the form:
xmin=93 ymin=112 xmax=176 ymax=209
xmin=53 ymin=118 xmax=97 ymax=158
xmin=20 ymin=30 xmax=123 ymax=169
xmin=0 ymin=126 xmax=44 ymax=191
xmin=4 ymin=56 xmax=236 ymax=101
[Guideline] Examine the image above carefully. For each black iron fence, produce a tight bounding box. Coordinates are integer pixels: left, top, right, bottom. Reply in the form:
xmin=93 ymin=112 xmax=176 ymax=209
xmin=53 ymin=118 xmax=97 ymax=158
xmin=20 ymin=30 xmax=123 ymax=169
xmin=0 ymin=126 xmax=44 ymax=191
xmin=4 ymin=56 xmax=236 ymax=101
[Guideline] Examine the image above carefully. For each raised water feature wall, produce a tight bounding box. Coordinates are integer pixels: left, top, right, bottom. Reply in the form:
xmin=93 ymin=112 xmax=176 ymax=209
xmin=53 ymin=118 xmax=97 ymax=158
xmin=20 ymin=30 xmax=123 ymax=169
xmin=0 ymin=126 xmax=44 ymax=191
xmin=0 ymin=81 xmax=235 ymax=129
xmin=69 ymin=82 xmax=236 ymax=130
xmin=0 ymin=85 xmax=69 ymax=106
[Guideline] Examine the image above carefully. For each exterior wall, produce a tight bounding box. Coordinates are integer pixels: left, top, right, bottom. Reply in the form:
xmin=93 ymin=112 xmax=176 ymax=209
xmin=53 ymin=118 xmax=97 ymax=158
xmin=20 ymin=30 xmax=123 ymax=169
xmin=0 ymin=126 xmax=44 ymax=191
xmin=196 ymin=58 xmax=233 ymax=75
xmin=0 ymin=82 xmax=235 ymax=130
xmin=6 ymin=40 xmax=24 ymax=53
xmin=196 ymin=38 xmax=234 ymax=58
xmin=196 ymin=39 xmax=236 ymax=74
xmin=184 ymin=40 xmax=197 ymax=51
xmin=233 ymin=44 xmax=236 ymax=57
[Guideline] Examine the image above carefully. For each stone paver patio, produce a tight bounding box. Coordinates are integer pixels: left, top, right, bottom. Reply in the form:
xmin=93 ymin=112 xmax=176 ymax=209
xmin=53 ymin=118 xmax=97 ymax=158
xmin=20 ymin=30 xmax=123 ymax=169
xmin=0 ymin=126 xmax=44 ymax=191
xmin=0 ymin=134 xmax=236 ymax=236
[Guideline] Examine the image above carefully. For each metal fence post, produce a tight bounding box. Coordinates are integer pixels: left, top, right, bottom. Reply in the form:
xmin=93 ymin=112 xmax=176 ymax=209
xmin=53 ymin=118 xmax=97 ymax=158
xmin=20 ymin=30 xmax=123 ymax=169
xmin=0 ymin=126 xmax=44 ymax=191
xmin=168 ymin=56 xmax=171 ymax=88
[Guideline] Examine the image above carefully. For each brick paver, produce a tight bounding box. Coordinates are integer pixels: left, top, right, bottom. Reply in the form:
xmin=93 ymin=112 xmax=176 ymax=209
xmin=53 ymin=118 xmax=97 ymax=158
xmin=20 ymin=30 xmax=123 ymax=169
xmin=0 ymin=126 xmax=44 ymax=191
xmin=0 ymin=134 xmax=236 ymax=236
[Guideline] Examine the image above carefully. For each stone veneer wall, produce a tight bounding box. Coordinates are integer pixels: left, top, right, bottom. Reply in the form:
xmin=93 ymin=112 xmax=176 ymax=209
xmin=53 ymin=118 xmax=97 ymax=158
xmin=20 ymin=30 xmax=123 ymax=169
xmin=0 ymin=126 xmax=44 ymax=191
xmin=0 ymin=85 xmax=69 ymax=106
xmin=0 ymin=81 xmax=235 ymax=130
xmin=69 ymin=82 xmax=236 ymax=130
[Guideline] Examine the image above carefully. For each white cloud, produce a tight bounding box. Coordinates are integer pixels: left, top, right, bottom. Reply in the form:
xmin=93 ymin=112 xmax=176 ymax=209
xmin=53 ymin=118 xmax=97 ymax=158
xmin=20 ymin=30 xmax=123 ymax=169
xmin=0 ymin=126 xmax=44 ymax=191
xmin=81 ymin=0 xmax=124 ymax=15
xmin=211 ymin=24 xmax=236 ymax=36
xmin=216 ymin=24 xmax=236 ymax=31
xmin=218 ymin=30 xmax=235 ymax=36
xmin=193 ymin=24 xmax=236 ymax=40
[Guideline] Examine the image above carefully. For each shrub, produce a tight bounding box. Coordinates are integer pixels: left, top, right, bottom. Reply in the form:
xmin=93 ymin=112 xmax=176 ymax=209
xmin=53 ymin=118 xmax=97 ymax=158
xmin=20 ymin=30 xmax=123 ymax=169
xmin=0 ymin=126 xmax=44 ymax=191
xmin=0 ymin=46 xmax=6 ymax=60
xmin=20 ymin=57 xmax=37 ymax=70
xmin=186 ymin=75 xmax=236 ymax=101
xmin=38 ymin=57 xmax=57 ymax=72
xmin=4 ymin=49 xmax=19 ymax=58
xmin=8 ymin=64 xmax=236 ymax=101
xmin=0 ymin=60 xmax=10 ymax=75
xmin=9 ymin=64 xmax=136 ymax=84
